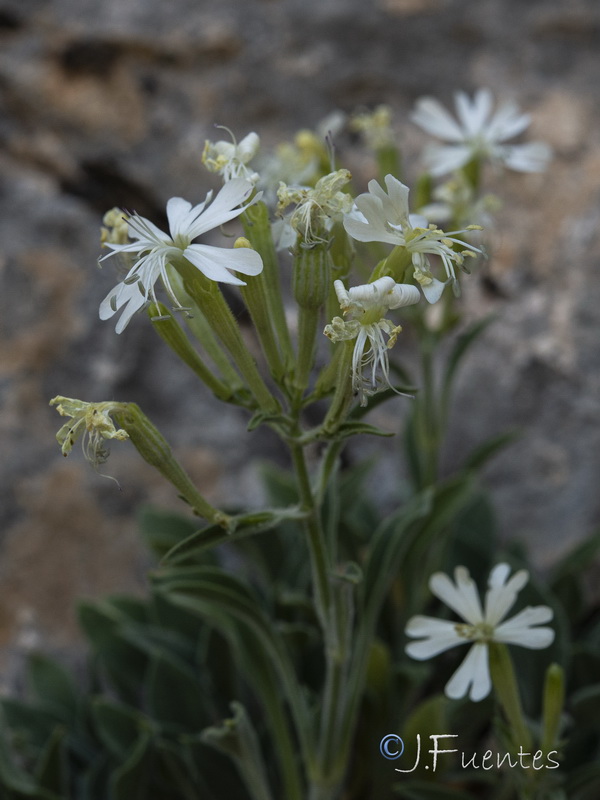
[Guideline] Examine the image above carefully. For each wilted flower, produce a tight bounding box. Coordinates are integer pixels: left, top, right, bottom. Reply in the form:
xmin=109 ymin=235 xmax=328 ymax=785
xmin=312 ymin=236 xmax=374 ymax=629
xmin=202 ymin=129 xmax=260 ymax=184
xmin=343 ymin=174 xmax=482 ymax=302
xmin=50 ymin=396 xmax=129 ymax=469
xmin=411 ymin=89 xmax=552 ymax=176
xmin=99 ymin=179 xmax=263 ymax=332
xmin=278 ymin=169 xmax=353 ymax=247
xmin=405 ymin=564 xmax=555 ymax=702
xmin=324 ymin=276 xmax=420 ymax=406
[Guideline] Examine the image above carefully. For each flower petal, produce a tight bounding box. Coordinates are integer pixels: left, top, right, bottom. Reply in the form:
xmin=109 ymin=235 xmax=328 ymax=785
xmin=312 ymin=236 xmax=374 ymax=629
xmin=187 ymin=178 xmax=255 ymax=239
xmin=455 ymin=89 xmax=493 ymax=137
xmin=494 ymin=606 xmax=555 ymax=649
xmin=502 ymin=141 xmax=552 ymax=172
xmin=411 ymin=97 xmax=466 ymax=142
xmin=484 ymin=564 xmax=529 ymax=626
xmin=430 ymin=567 xmax=484 ymax=625
xmin=405 ymin=616 xmax=465 ymax=659
xmin=424 ymin=144 xmax=473 ymax=176
xmin=183 ymin=243 xmax=261 ymax=284
xmin=166 ymin=197 xmax=194 ymax=239
xmin=445 ymin=643 xmax=491 ymax=702
xmin=420 ymin=276 xmax=447 ymax=304
xmin=99 ymin=282 xmax=148 ymax=333
xmin=344 ymin=196 xmax=401 ymax=245
xmin=386 ymin=283 xmax=421 ymax=309
xmin=486 ymin=102 xmax=530 ymax=142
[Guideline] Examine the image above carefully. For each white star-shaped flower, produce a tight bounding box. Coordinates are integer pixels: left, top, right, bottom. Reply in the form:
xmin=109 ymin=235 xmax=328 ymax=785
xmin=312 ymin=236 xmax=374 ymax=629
xmin=411 ymin=88 xmax=552 ymax=177
xmin=324 ymin=276 xmax=420 ymax=406
xmin=405 ymin=563 xmax=555 ymax=702
xmin=343 ymin=175 xmax=482 ymax=303
xmin=99 ymin=179 xmax=263 ymax=333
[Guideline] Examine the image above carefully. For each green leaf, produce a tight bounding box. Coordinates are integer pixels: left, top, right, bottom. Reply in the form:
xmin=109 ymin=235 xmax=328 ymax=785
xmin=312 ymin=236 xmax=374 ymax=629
xmin=443 ymin=490 xmax=497 ymax=581
xmin=77 ymin=755 xmax=110 ymax=800
xmin=146 ymin=653 xmax=208 ymax=731
xmin=77 ymin=601 xmax=149 ymax=703
xmin=137 ymin=506 xmax=198 ymax=559
xmin=570 ymin=684 xmax=600 ymax=727
xmin=332 ymin=421 xmax=396 ymax=440
xmin=442 ymin=314 xmax=496 ymax=405
xmin=162 ymin=507 xmax=307 ymax=565
xmin=109 ymin=730 xmax=152 ymax=800
xmin=90 ymin=699 xmax=149 ymax=759
xmin=202 ymin=702 xmax=274 ymax=800
xmin=551 ymin=528 xmax=600 ymax=582
xmin=462 ymin=429 xmax=520 ymax=472
xmin=0 ymin=730 xmax=38 ymax=794
xmin=152 ymin=566 xmax=312 ymax=790
xmin=27 ymin=654 xmax=79 ymax=723
xmin=1 ymin=700 xmax=58 ymax=752
xmin=34 ymin=727 xmax=67 ymax=796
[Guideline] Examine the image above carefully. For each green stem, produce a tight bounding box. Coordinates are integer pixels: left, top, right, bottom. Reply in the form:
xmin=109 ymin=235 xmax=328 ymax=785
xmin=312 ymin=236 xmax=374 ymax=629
xmin=242 ymin=202 xmax=294 ymax=366
xmin=117 ymin=404 xmax=231 ymax=528
xmin=165 ymin=266 xmax=245 ymax=390
xmin=239 ymin=272 xmax=287 ymax=382
xmin=294 ymin=305 xmax=320 ymax=394
xmin=290 ymin=442 xmax=331 ymax=629
xmin=292 ymin=245 xmax=331 ymax=396
xmin=148 ymin=304 xmax=233 ymax=401
xmin=321 ymin=342 xmax=353 ymax=436
xmin=174 ymin=259 xmax=278 ymax=414
xmin=489 ymin=643 xmax=533 ymax=752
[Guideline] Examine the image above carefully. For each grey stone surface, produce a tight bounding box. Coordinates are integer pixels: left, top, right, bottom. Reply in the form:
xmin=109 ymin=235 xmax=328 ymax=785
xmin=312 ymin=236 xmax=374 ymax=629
xmin=1 ymin=0 xmax=599 ymax=665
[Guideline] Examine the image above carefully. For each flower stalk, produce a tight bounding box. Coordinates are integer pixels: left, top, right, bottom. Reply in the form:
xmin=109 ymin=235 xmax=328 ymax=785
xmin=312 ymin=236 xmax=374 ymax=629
xmin=148 ymin=303 xmax=234 ymax=402
xmin=115 ymin=403 xmax=231 ymax=528
xmin=292 ymin=244 xmax=332 ymax=395
xmin=242 ymin=201 xmax=295 ymax=368
xmin=489 ymin=642 xmax=533 ymax=752
xmin=173 ymin=257 xmax=279 ymax=414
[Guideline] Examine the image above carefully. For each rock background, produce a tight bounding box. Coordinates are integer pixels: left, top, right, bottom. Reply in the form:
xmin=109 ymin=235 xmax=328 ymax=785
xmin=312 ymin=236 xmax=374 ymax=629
xmin=1 ymin=0 xmax=600 ymax=679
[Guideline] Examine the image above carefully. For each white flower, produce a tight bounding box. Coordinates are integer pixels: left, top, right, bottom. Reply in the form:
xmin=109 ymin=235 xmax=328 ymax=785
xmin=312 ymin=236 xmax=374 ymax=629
xmin=202 ymin=130 xmax=260 ymax=184
xmin=405 ymin=564 xmax=555 ymax=702
xmin=324 ymin=276 xmax=420 ymax=406
xmin=278 ymin=169 xmax=353 ymax=247
xmin=99 ymin=179 xmax=263 ymax=333
xmin=411 ymin=88 xmax=552 ymax=176
xmin=343 ymin=175 xmax=482 ymax=303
